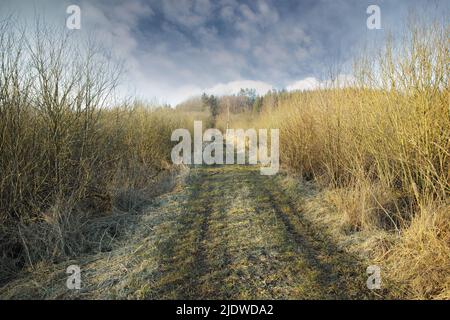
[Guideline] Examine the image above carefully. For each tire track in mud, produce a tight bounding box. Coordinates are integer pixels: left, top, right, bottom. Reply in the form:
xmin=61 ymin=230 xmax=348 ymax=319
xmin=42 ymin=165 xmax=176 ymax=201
xmin=189 ymin=181 xmax=213 ymax=299
xmin=253 ymin=176 xmax=370 ymax=298
xmin=144 ymin=170 xmax=210 ymax=298
xmin=196 ymin=170 xmax=241 ymax=299
xmin=188 ymin=168 xmax=236 ymax=298
xmin=149 ymin=167 xmax=235 ymax=298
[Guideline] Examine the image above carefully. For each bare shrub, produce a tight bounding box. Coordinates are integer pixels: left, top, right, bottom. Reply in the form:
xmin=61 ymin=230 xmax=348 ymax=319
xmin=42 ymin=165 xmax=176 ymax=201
xmin=248 ymin=20 xmax=449 ymax=299
xmin=0 ymin=18 xmax=193 ymax=281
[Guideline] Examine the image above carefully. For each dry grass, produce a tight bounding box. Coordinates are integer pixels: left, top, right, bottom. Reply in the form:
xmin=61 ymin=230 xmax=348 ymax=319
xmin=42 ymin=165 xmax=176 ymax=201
xmin=382 ymin=204 xmax=450 ymax=299
xmin=241 ymin=21 xmax=449 ymax=299
xmin=0 ymin=19 xmax=204 ymax=283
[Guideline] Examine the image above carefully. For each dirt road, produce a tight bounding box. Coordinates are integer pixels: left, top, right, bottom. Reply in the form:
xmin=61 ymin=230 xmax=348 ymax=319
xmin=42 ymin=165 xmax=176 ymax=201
xmin=0 ymin=165 xmax=377 ymax=299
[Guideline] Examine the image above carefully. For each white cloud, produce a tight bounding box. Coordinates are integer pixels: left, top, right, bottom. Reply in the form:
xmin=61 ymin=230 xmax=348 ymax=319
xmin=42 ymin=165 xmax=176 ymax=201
xmin=286 ymin=77 xmax=320 ymax=91
xmin=204 ymin=80 xmax=273 ymax=96
xmin=72 ymin=0 xmax=316 ymax=104
xmin=161 ymin=0 xmax=212 ymax=28
xmin=1 ymin=0 xmax=368 ymax=107
xmin=148 ymin=80 xmax=274 ymax=106
xmin=286 ymin=74 xmax=355 ymax=91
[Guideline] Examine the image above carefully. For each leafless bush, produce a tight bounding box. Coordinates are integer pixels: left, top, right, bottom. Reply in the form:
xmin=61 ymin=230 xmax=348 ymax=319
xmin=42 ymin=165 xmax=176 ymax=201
xmin=0 ymin=18 xmax=191 ymax=282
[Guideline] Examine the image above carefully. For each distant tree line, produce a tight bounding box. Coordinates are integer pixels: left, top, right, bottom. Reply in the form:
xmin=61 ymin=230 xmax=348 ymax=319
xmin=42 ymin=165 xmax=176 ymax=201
xmin=176 ymin=88 xmax=293 ymax=119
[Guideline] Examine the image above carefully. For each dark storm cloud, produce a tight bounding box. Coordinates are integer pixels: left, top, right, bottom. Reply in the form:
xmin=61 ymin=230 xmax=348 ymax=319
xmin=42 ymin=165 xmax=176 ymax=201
xmin=1 ymin=0 xmax=448 ymax=104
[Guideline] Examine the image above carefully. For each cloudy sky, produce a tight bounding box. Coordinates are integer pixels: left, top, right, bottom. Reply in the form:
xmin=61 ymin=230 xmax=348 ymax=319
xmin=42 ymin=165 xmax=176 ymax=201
xmin=1 ymin=0 xmax=448 ymax=105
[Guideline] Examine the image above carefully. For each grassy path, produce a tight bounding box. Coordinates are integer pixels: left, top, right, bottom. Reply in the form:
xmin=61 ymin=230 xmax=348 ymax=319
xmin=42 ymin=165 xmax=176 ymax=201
xmin=147 ymin=165 xmax=374 ymax=299
xmin=0 ymin=165 xmax=377 ymax=299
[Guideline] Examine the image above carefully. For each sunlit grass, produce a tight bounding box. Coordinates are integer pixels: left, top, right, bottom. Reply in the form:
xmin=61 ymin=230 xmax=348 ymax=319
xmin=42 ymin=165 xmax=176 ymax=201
xmin=244 ymin=21 xmax=449 ymax=299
